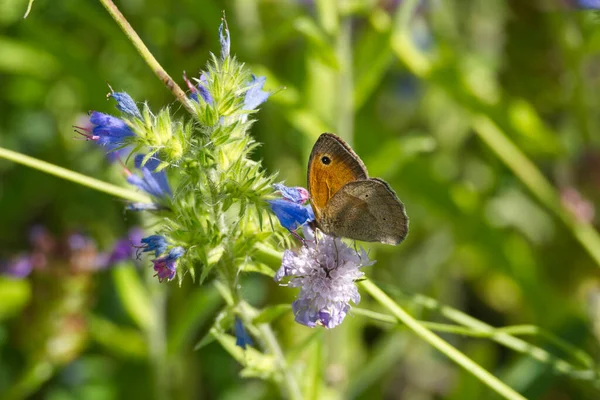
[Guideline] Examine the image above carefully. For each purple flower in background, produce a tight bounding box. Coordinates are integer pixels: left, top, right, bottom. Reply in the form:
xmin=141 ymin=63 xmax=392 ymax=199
xmin=108 ymin=228 xmax=145 ymax=265
xmin=575 ymin=0 xmax=600 ymax=9
xmin=152 ymin=246 xmax=185 ymax=282
xmin=243 ymin=75 xmax=270 ymax=111
xmin=126 ymin=154 xmax=172 ymax=200
xmin=2 ymin=255 xmax=33 ymax=278
xmin=140 ymin=235 xmax=169 ymax=257
xmin=234 ymin=317 xmax=253 ymax=349
xmin=275 ymin=227 xmax=374 ymax=328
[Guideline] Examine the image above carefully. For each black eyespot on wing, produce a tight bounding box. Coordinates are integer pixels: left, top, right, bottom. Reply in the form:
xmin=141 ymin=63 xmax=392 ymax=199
xmin=321 ymin=156 xmax=331 ymax=165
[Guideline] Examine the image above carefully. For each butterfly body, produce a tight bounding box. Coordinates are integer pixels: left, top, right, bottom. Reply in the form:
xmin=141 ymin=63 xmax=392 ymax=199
xmin=307 ymin=133 xmax=408 ymax=245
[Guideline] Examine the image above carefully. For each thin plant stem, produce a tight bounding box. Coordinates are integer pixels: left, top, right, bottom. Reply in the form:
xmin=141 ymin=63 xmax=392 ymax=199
xmin=360 ymin=279 xmax=526 ymax=400
xmin=472 ymin=116 xmax=600 ymax=267
xmin=257 ymin=323 xmax=304 ymax=400
xmin=98 ymin=0 xmax=196 ymax=115
xmin=146 ymin=271 xmax=169 ymax=400
xmin=352 ymin=307 xmax=595 ymax=376
xmin=0 ymin=146 xmax=150 ymax=203
xmin=409 ymin=292 xmax=599 ymax=380
xmin=216 ymin=285 xmax=303 ymax=400
xmin=336 ymin=15 xmax=354 ymax=139
xmin=2 ymin=361 xmax=54 ymax=400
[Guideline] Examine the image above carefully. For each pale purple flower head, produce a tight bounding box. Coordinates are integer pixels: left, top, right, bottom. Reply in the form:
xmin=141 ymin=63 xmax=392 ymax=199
xmin=275 ymin=227 xmax=375 ymax=328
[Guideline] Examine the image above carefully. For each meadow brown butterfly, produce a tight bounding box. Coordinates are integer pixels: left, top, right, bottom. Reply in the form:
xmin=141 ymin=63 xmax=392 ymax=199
xmin=307 ymin=133 xmax=409 ymax=245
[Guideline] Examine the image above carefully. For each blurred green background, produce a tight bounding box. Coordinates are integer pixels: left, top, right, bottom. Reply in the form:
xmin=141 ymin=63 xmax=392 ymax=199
xmin=2 ymin=0 xmax=600 ymax=399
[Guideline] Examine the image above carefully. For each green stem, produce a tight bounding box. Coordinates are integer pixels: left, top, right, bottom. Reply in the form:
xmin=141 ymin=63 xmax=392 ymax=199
xmin=0 ymin=146 xmax=150 ymax=203
xmin=146 ymin=272 xmax=169 ymax=400
xmin=410 ymin=292 xmax=598 ymax=379
xmin=471 ymin=116 xmax=600 ymax=267
xmin=257 ymin=323 xmax=303 ymax=400
xmin=221 ymin=291 xmax=302 ymax=400
xmin=98 ymin=0 xmax=196 ymax=116
xmin=353 ymin=307 xmax=595 ymax=374
xmin=336 ymin=15 xmax=354 ymax=139
xmin=2 ymin=361 xmax=54 ymax=400
xmin=360 ymin=280 xmax=526 ymax=400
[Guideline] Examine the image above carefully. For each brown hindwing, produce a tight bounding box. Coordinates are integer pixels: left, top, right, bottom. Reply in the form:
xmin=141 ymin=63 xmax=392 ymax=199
xmin=320 ymin=178 xmax=409 ymax=245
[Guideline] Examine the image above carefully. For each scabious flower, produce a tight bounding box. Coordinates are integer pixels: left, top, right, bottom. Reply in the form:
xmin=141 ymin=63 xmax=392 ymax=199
xmin=234 ymin=317 xmax=253 ymax=349
xmin=126 ymin=154 xmax=172 ymax=210
xmin=268 ymin=184 xmax=315 ymax=233
xmin=275 ymin=227 xmax=375 ymax=328
xmin=152 ymin=246 xmax=185 ymax=282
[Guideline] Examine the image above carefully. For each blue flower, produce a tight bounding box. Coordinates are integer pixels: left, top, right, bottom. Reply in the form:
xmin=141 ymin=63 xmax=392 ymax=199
xmin=268 ymin=199 xmax=314 ymax=232
xmin=234 ymin=317 xmax=253 ymax=349
xmin=140 ymin=235 xmax=168 ymax=257
xmin=110 ymin=91 xmax=142 ymax=119
xmin=219 ymin=20 xmax=230 ymax=60
xmin=243 ymin=75 xmax=270 ymax=111
xmin=268 ymin=184 xmax=315 ymax=233
xmin=274 ymin=183 xmax=309 ymax=204
xmin=152 ymin=246 xmax=185 ymax=283
xmin=86 ymin=112 xmax=135 ymax=149
xmin=185 ymin=72 xmax=213 ymax=105
xmin=127 ymin=154 xmax=172 ymax=199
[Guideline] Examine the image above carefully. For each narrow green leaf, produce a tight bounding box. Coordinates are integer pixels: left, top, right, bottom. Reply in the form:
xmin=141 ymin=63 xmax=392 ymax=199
xmin=112 ymin=265 xmax=155 ymax=331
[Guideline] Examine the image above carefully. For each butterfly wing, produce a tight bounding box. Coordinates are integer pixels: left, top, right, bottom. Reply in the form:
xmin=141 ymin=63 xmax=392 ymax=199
xmin=307 ymin=133 xmax=368 ymax=220
xmin=320 ymin=178 xmax=409 ymax=245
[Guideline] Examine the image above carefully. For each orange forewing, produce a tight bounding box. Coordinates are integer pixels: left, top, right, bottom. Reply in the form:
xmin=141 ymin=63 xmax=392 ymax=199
xmin=307 ymin=133 xmax=367 ymax=220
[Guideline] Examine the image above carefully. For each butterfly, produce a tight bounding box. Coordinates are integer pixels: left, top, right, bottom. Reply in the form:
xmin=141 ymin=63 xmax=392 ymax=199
xmin=307 ymin=133 xmax=409 ymax=245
